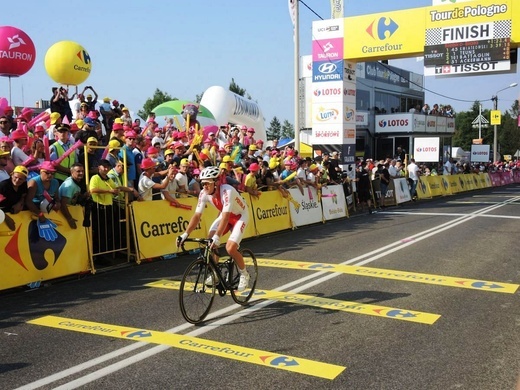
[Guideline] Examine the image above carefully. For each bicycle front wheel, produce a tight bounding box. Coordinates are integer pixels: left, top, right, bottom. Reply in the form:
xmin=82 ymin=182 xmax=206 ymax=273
xmin=179 ymin=259 xmax=216 ymax=324
xmin=231 ymin=248 xmax=258 ymax=305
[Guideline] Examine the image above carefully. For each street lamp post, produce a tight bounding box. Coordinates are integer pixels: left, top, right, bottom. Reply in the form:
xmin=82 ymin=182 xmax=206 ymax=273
xmin=492 ymin=82 xmax=518 ymax=162
xmin=472 ymin=103 xmax=488 ymax=140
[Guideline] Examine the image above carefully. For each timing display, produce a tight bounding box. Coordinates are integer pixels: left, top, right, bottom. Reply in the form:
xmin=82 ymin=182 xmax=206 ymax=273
xmin=424 ymin=38 xmax=510 ymax=66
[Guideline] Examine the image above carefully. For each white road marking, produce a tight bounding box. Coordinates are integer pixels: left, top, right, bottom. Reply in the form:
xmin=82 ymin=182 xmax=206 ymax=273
xmin=17 ymin=194 xmax=520 ymax=390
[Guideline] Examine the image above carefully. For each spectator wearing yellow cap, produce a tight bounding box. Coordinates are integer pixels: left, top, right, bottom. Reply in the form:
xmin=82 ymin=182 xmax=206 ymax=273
xmin=80 ymin=86 xmax=99 ymax=112
xmin=175 ymin=158 xmax=191 ymax=196
xmin=106 ymin=139 xmax=122 ymax=168
xmin=120 ymin=106 xmax=132 ymax=126
xmin=99 ymin=97 xmax=114 ymax=132
xmin=79 ymin=137 xmax=102 ymax=176
xmin=0 ymin=165 xmax=28 ymax=230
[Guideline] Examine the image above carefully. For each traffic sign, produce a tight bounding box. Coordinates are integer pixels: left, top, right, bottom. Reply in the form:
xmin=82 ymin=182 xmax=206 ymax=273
xmin=490 ymin=110 xmax=501 ymax=125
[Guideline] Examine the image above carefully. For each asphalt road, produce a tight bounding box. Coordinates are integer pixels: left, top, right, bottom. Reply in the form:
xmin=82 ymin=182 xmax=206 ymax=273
xmin=2 ymin=185 xmax=520 ymax=390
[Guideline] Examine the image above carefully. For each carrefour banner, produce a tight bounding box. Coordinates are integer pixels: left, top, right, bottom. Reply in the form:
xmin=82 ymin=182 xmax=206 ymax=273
xmin=321 ymin=184 xmax=347 ymax=220
xmin=0 ymin=207 xmax=89 ymax=291
xmin=250 ymin=190 xmax=291 ymax=235
xmin=344 ymin=8 xmax=426 ymax=60
xmin=131 ymin=197 xmax=256 ymax=259
xmin=288 ymin=187 xmax=323 ymax=227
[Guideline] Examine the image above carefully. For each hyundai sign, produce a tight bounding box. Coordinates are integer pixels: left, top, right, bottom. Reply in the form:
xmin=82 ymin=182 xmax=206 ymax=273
xmin=313 ymin=60 xmax=344 ymax=82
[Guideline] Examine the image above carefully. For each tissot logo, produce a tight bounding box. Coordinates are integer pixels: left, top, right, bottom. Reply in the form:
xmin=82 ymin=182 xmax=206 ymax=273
xmin=318 ymin=63 xmax=337 ymax=74
xmin=366 ymin=17 xmax=399 ymax=40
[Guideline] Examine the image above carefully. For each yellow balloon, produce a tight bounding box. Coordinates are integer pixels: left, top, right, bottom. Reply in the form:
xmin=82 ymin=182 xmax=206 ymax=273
xmin=44 ymin=41 xmax=92 ymax=86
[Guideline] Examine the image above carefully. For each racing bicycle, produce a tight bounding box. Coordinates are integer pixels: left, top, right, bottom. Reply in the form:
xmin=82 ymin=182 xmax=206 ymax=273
xmin=178 ymin=238 xmax=258 ymax=324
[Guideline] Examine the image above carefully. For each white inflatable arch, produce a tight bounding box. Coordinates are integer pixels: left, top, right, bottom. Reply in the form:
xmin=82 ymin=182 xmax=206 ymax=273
xmin=200 ymin=86 xmax=267 ymax=142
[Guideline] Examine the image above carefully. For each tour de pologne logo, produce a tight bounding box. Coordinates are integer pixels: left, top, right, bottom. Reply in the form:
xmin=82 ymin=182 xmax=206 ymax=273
xmin=5 ymin=220 xmax=66 ymax=271
xmin=366 ymin=17 xmax=399 ymax=40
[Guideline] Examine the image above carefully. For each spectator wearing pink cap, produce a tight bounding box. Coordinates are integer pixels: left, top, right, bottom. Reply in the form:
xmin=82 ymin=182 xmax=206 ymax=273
xmin=138 ymin=158 xmax=174 ymax=201
xmin=119 ymin=130 xmax=137 ymax=189
xmin=241 ymin=127 xmax=254 ymax=148
xmin=244 ymin=162 xmax=261 ymax=198
xmin=280 ymin=159 xmax=304 ymax=195
xmin=26 ymin=161 xmax=61 ymax=219
xmin=10 ymin=130 xmax=33 ymax=166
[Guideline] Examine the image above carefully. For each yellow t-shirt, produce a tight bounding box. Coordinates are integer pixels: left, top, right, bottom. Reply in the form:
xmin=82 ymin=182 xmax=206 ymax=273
xmin=245 ymin=173 xmax=257 ymax=191
xmin=89 ymin=174 xmax=117 ymax=206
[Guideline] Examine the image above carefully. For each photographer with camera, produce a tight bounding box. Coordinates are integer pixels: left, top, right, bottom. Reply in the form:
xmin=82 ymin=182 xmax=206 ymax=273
xmin=50 ymin=87 xmax=73 ymax=122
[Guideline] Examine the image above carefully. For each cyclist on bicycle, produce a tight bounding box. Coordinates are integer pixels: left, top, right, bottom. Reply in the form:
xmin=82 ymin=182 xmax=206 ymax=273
xmin=177 ymin=166 xmax=250 ymax=291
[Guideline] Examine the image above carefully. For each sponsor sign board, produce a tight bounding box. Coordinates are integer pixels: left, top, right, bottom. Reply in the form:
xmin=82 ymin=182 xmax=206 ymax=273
xmin=471 ymin=144 xmax=491 ymax=162
xmin=313 ymin=38 xmax=344 ymax=62
xmin=312 ymin=59 xmax=344 ymax=83
xmin=414 ymin=137 xmax=440 ymax=162
xmin=424 ymin=60 xmax=510 ymax=75
xmin=312 ymin=19 xmax=344 ymax=40
xmin=344 ymin=8 xmax=426 ymax=60
xmin=375 ymin=114 xmax=413 ymax=133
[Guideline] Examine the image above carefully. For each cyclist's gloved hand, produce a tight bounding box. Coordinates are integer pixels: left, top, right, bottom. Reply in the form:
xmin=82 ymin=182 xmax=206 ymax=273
xmin=176 ymin=232 xmax=188 ymax=248
xmin=210 ymin=234 xmax=220 ymax=249
xmin=37 ymin=218 xmax=58 ymax=242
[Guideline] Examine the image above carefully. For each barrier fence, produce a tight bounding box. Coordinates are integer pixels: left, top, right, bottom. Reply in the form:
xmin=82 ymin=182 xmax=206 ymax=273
xmin=2 ymin=171 xmax=519 ymax=291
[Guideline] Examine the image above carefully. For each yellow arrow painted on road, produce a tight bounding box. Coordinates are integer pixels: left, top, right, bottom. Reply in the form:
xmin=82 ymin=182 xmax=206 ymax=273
xmin=146 ymin=280 xmax=440 ymax=325
xmin=28 ymin=315 xmax=345 ymax=380
xmin=253 ymin=259 xmax=518 ymax=294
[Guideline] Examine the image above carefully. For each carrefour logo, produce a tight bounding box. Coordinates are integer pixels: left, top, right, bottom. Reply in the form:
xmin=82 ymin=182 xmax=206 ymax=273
xmin=378 ymin=119 xmax=408 ymax=128
xmin=76 ymin=49 xmax=91 ymax=64
xmin=366 ymin=17 xmax=399 ymax=40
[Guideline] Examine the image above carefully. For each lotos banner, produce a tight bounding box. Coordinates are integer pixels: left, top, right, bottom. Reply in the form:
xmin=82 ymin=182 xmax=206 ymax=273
xmin=0 ymin=207 xmax=89 ymax=291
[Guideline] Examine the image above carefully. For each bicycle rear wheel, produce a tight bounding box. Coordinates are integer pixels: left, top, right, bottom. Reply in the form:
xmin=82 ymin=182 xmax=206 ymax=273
xmin=230 ymin=248 xmax=258 ymax=305
xmin=179 ymin=258 xmax=216 ymax=324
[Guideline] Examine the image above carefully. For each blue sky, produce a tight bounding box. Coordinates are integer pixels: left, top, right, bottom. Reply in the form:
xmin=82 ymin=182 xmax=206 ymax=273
xmin=2 ymin=0 xmax=519 ymax=125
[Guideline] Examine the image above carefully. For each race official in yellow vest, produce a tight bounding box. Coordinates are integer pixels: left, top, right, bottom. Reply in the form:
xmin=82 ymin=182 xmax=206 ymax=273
xmin=49 ymin=124 xmax=76 ymax=185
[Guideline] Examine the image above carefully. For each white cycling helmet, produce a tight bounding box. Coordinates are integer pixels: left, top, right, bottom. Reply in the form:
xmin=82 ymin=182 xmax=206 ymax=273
xmin=199 ymin=166 xmax=220 ymax=181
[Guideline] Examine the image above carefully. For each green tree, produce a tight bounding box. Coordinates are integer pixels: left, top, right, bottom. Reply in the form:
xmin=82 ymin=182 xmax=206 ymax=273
xmin=138 ymin=88 xmax=175 ymax=120
xmin=452 ymin=101 xmax=481 ymax=150
xmin=267 ymin=116 xmax=281 ymax=140
xmin=498 ymin=100 xmax=520 ymax=157
xmin=229 ymin=78 xmax=252 ymax=100
xmin=281 ymin=119 xmax=294 ymax=139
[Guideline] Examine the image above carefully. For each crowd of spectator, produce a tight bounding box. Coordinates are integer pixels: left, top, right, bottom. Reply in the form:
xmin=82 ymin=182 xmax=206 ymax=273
xmin=0 ymin=90 xmax=517 ymax=263
xmin=408 ymin=103 xmax=455 ymax=117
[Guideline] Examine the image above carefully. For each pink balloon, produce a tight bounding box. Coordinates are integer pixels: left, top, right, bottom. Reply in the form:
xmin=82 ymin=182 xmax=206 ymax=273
xmin=0 ymin=26 xmax=36 ymax=77
xmin=0 ymin=97 xmax=7 ymax=116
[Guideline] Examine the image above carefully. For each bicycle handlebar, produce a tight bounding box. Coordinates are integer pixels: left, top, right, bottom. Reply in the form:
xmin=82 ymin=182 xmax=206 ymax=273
xmin=178 ymin=237 xmax=212 ymax=253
